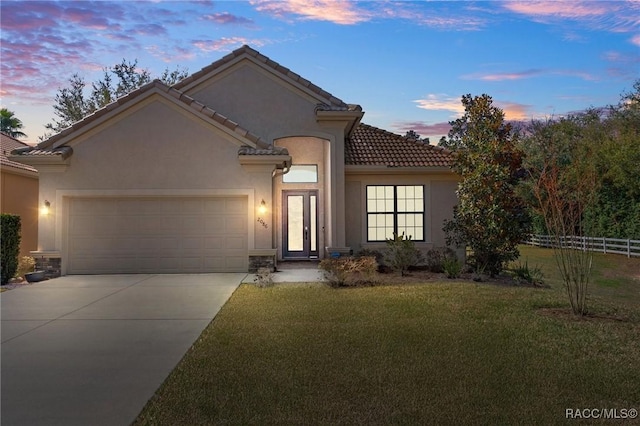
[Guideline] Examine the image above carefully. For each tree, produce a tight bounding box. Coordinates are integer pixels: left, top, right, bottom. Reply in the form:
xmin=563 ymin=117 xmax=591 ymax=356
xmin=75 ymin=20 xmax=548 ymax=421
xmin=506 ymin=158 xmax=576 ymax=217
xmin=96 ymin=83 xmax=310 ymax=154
xmin=0 ymin=108 xmax=27 ymax=138
xmin=522 ymin=115 xmax=599 ymax=316
xmin=43 ymin=60 xmax=188 ymax=137
xmin=442 ymin=94 xmax=530 ymax=277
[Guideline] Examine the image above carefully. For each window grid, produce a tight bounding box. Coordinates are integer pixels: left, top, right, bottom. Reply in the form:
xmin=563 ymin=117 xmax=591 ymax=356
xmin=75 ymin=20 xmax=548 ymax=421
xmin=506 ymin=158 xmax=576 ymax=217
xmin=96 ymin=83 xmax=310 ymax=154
xmin=366 ymin=185 xmax=425 ymax=242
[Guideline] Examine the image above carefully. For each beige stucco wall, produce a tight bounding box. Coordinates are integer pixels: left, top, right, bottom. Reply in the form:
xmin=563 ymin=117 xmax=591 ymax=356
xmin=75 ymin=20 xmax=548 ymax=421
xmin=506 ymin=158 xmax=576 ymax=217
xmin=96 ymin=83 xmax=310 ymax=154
xmin=1 ymin=169 xmax=38 ymax=256
xmin=344 ymin=171 xmax=459 ymax=254
xmin=37 ymin=95 xmax=274 ymax=256
xmin=274 ymin=136 xmax=327 ymax=259
xmin=184 ymin=62 xmax=329 ymax=141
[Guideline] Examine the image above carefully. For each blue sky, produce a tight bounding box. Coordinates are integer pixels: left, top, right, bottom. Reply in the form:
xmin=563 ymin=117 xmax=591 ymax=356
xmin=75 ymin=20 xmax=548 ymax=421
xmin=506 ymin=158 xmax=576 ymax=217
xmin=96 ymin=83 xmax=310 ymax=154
xmin=1 ymin=0 xmax=638 ymax=145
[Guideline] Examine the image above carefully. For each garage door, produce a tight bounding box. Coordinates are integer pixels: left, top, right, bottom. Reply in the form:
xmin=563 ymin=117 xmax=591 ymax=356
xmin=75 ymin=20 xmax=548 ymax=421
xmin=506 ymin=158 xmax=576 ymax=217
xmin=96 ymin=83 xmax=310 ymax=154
xmin=67 ymin=197 xmax=248 ymax=274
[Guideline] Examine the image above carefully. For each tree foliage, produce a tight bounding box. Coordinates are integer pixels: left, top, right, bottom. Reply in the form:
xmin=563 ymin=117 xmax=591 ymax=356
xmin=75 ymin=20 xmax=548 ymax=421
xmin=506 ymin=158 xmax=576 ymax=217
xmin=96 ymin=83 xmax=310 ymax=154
xmin=43 ymin=59 xmax=188 ymax=137
xmin=0 ymin=108 xmax=27 ymax=138
xmin=441 ymin=94 xmax=530 ymax=277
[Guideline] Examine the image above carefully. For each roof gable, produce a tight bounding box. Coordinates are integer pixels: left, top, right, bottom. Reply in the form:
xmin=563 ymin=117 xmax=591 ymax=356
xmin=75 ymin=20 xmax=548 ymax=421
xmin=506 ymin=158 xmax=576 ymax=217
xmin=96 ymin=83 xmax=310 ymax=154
xmin=346 ymin=124 xmax=452 ymax=168
xmin=32 ymin=80 xmax=273 ymax=153
xmin=174 ymin=45 xmax=358 ymax=112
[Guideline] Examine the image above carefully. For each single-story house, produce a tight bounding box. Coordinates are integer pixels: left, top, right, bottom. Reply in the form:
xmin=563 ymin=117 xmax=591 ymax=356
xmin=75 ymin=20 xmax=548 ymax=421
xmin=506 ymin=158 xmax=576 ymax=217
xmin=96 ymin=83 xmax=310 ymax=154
xmin=1 ymin=132 xmax=39 ymax=257
xmin=11 ymin=45 xmax=458 ymax=276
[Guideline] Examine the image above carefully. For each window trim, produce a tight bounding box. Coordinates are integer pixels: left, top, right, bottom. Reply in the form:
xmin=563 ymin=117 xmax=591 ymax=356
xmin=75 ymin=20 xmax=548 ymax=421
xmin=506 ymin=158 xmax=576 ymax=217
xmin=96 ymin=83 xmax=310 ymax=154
xmin=365 ymin=185 xmax=425 ymax=242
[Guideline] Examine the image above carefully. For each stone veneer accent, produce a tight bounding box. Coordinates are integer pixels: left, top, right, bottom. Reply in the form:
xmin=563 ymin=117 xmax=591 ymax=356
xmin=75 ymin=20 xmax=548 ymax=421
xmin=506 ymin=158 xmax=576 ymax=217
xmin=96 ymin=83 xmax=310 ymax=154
xmin=32 ymin=254 xmax=61 ymax=279
xmin=248 ymin=255 xmax=276 ymax=273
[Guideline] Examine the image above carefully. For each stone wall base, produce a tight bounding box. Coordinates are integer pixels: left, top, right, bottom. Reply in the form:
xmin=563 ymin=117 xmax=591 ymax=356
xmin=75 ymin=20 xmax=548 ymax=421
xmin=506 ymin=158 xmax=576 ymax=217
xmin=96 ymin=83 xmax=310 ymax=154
xmin=31 ymin=252 xmax=62 ymax=279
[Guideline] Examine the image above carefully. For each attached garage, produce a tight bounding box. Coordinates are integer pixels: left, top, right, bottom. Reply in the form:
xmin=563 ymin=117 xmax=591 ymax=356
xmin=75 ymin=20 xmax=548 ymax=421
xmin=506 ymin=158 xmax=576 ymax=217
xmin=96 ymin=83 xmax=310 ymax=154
xmin=67 ymin=197 xmax=248 ymax=274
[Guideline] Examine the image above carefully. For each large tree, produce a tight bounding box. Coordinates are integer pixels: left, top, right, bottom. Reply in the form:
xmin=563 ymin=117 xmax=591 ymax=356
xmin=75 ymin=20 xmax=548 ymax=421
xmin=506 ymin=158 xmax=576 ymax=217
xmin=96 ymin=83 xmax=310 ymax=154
xmin=441 ymin=94 xmax=530 ymax=277
xmin=43 ymin=60 xmax=188 ymax=138
xmin=1 ymin=108 xmax=27 ymax=138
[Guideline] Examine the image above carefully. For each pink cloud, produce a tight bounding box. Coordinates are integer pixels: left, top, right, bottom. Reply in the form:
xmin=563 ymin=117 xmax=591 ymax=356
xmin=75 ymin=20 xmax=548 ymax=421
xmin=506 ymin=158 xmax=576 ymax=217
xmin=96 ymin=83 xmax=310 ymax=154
xmin=632 ymin=34 xmax=640 ymax=46
xmin=193 ymin=37 xmax=266 ymax=52
xmin=503 ymin=1 xmax=611 ymax=19
xmin=202 ymin=12 xmax=255 ymax=26
xmin=251 ymin=0 xmax=371 ymax=25
xmin=463 ymin=68 xmax=599 ymax=82
xmin=392 ymin=121 xmax=452 ymax=138
xmin=413 ymin=94 xmax=466 ymax=116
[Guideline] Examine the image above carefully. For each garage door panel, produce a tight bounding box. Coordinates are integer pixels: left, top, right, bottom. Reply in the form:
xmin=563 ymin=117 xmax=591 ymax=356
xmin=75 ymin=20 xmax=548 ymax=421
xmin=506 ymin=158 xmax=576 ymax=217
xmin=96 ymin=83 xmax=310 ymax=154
xmin=68 ymin=197 xmax=248 ymax=274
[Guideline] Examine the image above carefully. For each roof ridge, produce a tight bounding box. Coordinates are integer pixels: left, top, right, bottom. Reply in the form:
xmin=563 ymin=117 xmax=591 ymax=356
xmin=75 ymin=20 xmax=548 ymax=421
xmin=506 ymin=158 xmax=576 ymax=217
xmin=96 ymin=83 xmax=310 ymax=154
xmin=174 ymin=45 xmax=350 ymax=108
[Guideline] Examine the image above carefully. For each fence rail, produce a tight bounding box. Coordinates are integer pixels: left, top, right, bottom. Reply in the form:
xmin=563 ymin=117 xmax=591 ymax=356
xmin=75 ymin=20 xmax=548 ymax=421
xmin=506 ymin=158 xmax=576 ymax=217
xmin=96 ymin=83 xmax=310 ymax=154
xmin=525 ymin=235 xmax=640 ymax=258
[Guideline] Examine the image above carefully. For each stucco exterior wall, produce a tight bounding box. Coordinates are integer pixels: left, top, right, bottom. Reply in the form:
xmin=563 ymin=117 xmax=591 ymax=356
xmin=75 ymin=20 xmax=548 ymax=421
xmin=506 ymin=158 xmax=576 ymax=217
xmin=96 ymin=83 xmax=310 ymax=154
xmin=1 ymin=169 xmax=38 ymax=256
xmin=184 ymin=62 xmax=328 ymax=141
xmin=344 ymin=171 xmax=459 ymax=253
xmin=37 ymin=96 xmax=274 ymax=255
xmin=274 ymin=136 xmax=327 ymax=259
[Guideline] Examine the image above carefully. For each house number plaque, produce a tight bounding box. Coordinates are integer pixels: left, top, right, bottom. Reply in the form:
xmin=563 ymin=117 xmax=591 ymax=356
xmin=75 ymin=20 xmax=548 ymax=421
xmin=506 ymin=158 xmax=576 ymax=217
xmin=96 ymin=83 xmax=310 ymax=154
xmin=257 ymin=217 xmax=268 ymax=229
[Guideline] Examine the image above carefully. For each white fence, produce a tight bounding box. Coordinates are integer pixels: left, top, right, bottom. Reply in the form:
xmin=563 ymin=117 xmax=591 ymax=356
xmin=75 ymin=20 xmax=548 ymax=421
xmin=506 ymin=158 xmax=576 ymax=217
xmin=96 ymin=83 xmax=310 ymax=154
xmin=525 ymin=235 xmax=640 ymax=258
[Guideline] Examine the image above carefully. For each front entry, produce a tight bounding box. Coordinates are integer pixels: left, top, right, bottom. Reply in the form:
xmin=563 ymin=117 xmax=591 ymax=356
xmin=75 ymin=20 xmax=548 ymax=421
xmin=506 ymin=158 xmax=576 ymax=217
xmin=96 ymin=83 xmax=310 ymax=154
xmin=283 ymin=190 xmax=318 ymax=259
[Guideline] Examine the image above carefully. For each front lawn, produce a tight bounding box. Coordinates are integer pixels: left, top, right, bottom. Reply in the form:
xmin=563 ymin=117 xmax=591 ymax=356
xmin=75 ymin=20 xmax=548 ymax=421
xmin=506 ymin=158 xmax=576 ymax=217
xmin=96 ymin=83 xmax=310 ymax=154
xmin=135 ymin=247 xmax=640 ymax=425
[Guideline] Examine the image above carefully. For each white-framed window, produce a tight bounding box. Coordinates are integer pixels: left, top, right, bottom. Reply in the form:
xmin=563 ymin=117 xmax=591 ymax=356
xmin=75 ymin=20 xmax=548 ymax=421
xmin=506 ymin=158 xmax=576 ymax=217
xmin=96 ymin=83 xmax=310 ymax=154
xmin=283 ymin=165 xmax=318 ymax=183
xmin=366 ymin=185 xmax=425 ymax=241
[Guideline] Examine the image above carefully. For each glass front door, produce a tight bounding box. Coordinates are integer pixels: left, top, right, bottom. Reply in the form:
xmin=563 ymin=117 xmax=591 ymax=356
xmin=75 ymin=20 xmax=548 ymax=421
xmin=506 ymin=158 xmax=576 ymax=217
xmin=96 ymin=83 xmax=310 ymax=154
xmin=283 ymin=191 xmax=318 ymax=259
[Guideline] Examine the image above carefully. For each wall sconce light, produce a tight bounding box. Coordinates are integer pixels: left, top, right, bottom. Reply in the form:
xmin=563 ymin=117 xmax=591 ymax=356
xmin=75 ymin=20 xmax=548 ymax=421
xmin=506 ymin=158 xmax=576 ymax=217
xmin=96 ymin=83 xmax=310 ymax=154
xmin=258 ymin=199 xmax=267 ymax=215
xmin=41 ymin=200 xmax=51 ymax=215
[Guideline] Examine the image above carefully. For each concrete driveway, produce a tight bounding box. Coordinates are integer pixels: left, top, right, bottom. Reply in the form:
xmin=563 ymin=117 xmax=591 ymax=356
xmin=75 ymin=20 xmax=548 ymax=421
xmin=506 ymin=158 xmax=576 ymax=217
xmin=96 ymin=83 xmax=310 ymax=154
xmin=1 ymin=274 xmax=243 ymax=426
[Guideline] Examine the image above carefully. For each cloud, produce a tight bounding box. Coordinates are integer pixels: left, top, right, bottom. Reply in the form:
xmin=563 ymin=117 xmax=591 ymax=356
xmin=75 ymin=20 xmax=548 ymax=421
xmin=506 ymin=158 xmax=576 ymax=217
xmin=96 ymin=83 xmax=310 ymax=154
xmin=414 ymin=94 xmax=466 ymax=116
xmin=202 ymin=12 xmax=255 ymax=26
xmin=632 ymin=34 xmax=640 ymax=46
xmin=192 ymin=37 xmax=266 ymax=52
xmin=463 ymin=68 xmax=599 ymax=82
xmin=392 ymin=121 xmax=452 ymax=138
xmin=502 ymin=0 xmax=639 ymax=34
xmin=251 ymin=0 xmax=371 ymax=25
xmin=413 ymin=94 xmax=534 ymax=121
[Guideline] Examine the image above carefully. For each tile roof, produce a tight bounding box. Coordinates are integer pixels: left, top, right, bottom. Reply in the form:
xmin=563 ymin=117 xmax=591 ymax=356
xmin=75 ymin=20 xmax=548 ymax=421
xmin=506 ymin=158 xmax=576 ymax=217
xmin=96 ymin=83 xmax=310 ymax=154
xmin=1 ymin=133 xmax=37 ymax=173
xmin=11 ymin=146 xmax=73 ymax=159
xmin=238 ymin=145 xmax=289 ymax=156
xmin=346 ymin=123 xmax=452 ymax=168
xmin=175 ymin=45 xmax=358 ymax=111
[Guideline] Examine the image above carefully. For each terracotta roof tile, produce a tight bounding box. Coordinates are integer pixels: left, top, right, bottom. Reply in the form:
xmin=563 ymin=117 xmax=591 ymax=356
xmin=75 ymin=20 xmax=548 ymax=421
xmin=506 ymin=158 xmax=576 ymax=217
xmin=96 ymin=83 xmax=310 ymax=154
xmin=346 ymin=124 xmax=452 ymax=168
xmin=1 ymin=133 xmax=38 ymax=173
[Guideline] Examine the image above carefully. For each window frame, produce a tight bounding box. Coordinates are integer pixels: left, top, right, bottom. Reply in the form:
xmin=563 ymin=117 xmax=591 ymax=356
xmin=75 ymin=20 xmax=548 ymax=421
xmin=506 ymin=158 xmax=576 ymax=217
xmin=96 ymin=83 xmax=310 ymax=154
xmin=365 ymin=185 xmax=425 ymax=242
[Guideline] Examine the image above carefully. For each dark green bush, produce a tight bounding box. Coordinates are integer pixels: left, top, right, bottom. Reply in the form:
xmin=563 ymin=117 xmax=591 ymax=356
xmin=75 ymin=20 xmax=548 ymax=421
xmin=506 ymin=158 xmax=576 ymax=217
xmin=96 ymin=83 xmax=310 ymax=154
xmin=1 ymin=214 xmax=21 ymax=285
xmin=384 ymin=232 xmax=423 ymax=276
xmin=425 ymin=247 xmax=457 ymax=273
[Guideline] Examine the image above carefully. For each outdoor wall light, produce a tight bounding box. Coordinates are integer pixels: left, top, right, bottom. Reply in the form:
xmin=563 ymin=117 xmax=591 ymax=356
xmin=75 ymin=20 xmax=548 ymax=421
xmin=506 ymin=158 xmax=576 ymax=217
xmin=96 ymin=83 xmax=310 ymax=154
xmin=41 ymin=200 xmax=51 ymax=215
xmin=258 ymin=199 xmax=267 ymax=215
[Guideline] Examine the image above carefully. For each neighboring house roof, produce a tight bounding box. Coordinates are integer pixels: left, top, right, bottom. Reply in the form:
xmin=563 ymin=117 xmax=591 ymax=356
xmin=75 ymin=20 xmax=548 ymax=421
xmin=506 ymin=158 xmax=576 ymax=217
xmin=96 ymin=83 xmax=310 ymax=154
xmin=346 ymin=123 xmax=452 ymax=168
xmin=175 ymin=45 xmax=360 ymax=113
xmin=1 ymin=133 xmax=37 ymax=174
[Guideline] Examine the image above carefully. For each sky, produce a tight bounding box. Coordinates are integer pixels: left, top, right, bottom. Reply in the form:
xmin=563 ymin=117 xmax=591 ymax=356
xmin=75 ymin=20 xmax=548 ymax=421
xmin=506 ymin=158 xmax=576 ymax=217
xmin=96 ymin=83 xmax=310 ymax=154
xmin=1 ymin=0 xmax=639 ymax=146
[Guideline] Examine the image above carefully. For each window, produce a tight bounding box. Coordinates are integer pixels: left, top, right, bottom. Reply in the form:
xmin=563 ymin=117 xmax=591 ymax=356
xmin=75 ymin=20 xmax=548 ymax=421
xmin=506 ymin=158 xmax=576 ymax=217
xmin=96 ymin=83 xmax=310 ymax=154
xmin=367 ymin=185 xmax=424 ymax=241
xmin=283 ymin=165 xmax=318 ymax=183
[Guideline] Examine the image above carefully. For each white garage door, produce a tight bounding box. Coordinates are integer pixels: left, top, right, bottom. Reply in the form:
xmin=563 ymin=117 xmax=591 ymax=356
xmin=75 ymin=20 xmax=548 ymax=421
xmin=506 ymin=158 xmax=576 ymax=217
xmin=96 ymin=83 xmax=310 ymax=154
xmin=67 ymin=197 xmax=248 ymax=274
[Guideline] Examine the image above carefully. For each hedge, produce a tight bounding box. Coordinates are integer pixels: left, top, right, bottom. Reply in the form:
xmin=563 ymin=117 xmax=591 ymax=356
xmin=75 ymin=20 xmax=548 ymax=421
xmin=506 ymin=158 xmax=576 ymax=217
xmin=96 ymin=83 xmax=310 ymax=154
xmin=1 ymin=214 xmax=21 ymax=285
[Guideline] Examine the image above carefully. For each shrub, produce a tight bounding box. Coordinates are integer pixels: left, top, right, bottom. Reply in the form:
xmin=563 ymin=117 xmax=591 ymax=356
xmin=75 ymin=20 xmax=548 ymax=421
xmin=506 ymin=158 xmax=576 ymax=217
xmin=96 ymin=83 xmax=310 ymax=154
xmin=1 ymin=214 xmax=21 ymax=285
xmin=319 ymin=256 xmax=378 ymax=287
xmin=425 ymin=247 xmax=457 ymax=273
xmin=510 ymin=260 xmax=544 ymax=286
xmin=357 ymin=248 xmax=388 ymax=272
xmin=443 ymin=257 xmax=462 ymax=279
xmin=16 ymin=256 xmax=36 ymax=278
xmin=254 ymin=267 xmax=274 ymax=288
xmin=384 ymin=232 xmax=422 ymax=276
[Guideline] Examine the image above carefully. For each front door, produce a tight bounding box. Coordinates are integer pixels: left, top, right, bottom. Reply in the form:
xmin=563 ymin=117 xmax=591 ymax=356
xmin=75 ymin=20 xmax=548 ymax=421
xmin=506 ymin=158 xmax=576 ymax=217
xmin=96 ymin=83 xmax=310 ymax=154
xmin=283 ymin=191 xmax=318 ymax=259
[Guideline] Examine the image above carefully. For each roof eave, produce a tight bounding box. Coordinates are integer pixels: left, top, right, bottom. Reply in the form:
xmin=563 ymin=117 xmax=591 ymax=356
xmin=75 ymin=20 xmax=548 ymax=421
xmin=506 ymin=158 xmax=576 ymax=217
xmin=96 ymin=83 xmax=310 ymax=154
xmin=345 ymin=165 xmax=455 ymax=175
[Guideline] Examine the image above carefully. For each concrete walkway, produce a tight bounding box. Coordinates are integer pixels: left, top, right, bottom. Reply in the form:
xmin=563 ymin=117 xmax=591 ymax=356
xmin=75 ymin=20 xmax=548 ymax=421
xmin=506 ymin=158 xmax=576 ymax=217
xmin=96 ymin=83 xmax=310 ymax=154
xmin=1 ymin=274 xmax=243 ymax=426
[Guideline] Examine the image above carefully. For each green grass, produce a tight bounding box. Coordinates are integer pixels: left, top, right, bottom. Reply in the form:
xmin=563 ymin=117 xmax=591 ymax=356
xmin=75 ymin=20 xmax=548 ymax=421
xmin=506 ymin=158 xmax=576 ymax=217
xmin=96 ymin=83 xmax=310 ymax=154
xmin=135 ymin=247 xmax=640 ymax=425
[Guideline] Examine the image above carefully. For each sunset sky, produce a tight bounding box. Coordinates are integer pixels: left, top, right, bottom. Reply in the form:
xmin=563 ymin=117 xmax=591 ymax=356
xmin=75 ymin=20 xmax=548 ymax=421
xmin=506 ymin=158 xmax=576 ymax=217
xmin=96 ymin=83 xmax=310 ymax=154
xmin=1 ymin=0 xmax=638 ymax=145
